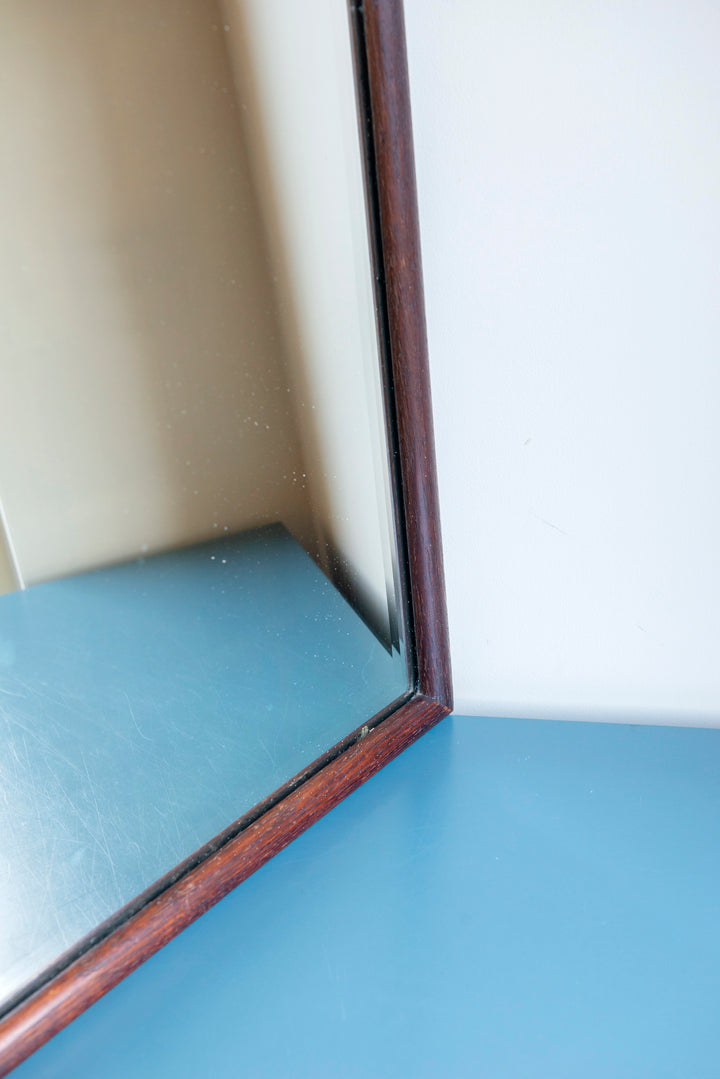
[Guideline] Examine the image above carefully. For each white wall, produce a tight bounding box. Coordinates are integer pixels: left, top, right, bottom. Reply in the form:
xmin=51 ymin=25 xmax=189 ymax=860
xmin=405 ymin=0 xmax=720 ymax=725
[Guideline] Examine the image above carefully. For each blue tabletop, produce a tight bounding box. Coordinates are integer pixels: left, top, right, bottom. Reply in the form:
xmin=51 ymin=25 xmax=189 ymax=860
xmin=14 ymin=714 xmax=720 ymax=1078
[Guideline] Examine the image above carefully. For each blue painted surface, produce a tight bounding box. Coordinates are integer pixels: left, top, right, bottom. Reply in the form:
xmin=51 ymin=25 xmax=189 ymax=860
xmin=0 ymin=524 xmax=407 ymax=1008
xmin=13 ymin=714 xmax=720 ymax=1078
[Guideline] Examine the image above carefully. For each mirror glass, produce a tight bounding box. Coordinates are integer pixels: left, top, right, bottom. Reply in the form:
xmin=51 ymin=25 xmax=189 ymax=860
xmin=0 ymin=0 xmax=409 ymax=1011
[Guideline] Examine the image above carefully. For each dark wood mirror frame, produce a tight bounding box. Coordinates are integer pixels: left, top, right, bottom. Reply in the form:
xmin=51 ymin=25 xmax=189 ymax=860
xmin=0 ymin=1 xmax=451 ymax=1072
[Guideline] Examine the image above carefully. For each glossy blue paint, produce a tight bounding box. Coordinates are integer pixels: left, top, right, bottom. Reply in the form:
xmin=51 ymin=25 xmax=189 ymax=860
xmin=0 ymin=524 xmax=406 ymax=1008
xmin=13 ymin=715 xmax=720 ymax=1078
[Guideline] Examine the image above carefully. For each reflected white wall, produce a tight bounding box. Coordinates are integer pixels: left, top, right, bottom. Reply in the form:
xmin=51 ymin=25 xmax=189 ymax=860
xmin=221 ymin=0 xmax=397 ymax=643
xmin=0 ymin=0 xmax=312 ymax=588
xmin=0 ymin=0 xmax=396 ymax=645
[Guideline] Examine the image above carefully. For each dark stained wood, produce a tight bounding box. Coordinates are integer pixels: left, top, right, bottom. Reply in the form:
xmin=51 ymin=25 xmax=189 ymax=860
xmin=0 ymin=3 xmax=452 ymax=1072
xmin=363 ymin=0 xmax=452 ymax=708
xmin=0 ymin=695 xmax=449 ymax=1077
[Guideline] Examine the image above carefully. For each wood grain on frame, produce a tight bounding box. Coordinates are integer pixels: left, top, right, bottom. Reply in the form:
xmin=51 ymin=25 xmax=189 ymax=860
xmin=0 ymin=2 xmax=452 ymax=1072
xmin=363 ymin=0 xmax=452 ymax=706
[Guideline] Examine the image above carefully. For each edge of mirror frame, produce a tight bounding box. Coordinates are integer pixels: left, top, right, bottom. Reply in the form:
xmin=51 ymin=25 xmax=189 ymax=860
xmin=0 ymin=1 xmax=452 ymax=1072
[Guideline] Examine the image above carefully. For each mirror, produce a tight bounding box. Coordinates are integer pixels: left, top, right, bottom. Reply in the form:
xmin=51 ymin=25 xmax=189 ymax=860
xmin=0 ymin=1 xmax=450 ymax=1069
xmin=0 ymin=0 xmax=409 ymax=1013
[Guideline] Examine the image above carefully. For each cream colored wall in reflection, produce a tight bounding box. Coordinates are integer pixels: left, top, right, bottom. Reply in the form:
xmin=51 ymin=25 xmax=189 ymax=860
xmin=0 ymin=0 xmax=310 ymax=587
xmin=221 ymin=0 xmax=398 ymax=644
xmin=0 ymin=531 xmax=16 ymax=595
xmin=1 ymin=0 xmax=396 ymax=642
xmin=0 ymin=560 xmax=13 ymax=595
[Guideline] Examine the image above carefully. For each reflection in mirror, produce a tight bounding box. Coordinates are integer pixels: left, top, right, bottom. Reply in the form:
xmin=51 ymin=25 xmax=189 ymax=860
xmin=0 ymin=0 xmax=408 ymax=1011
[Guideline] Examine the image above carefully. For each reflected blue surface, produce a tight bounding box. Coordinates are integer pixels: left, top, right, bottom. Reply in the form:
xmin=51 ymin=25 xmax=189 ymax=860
xmin=0 ymin=524 xmax=407 ymax=1009
xmin=13 ymin=714 xmax=720 ymax=1078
